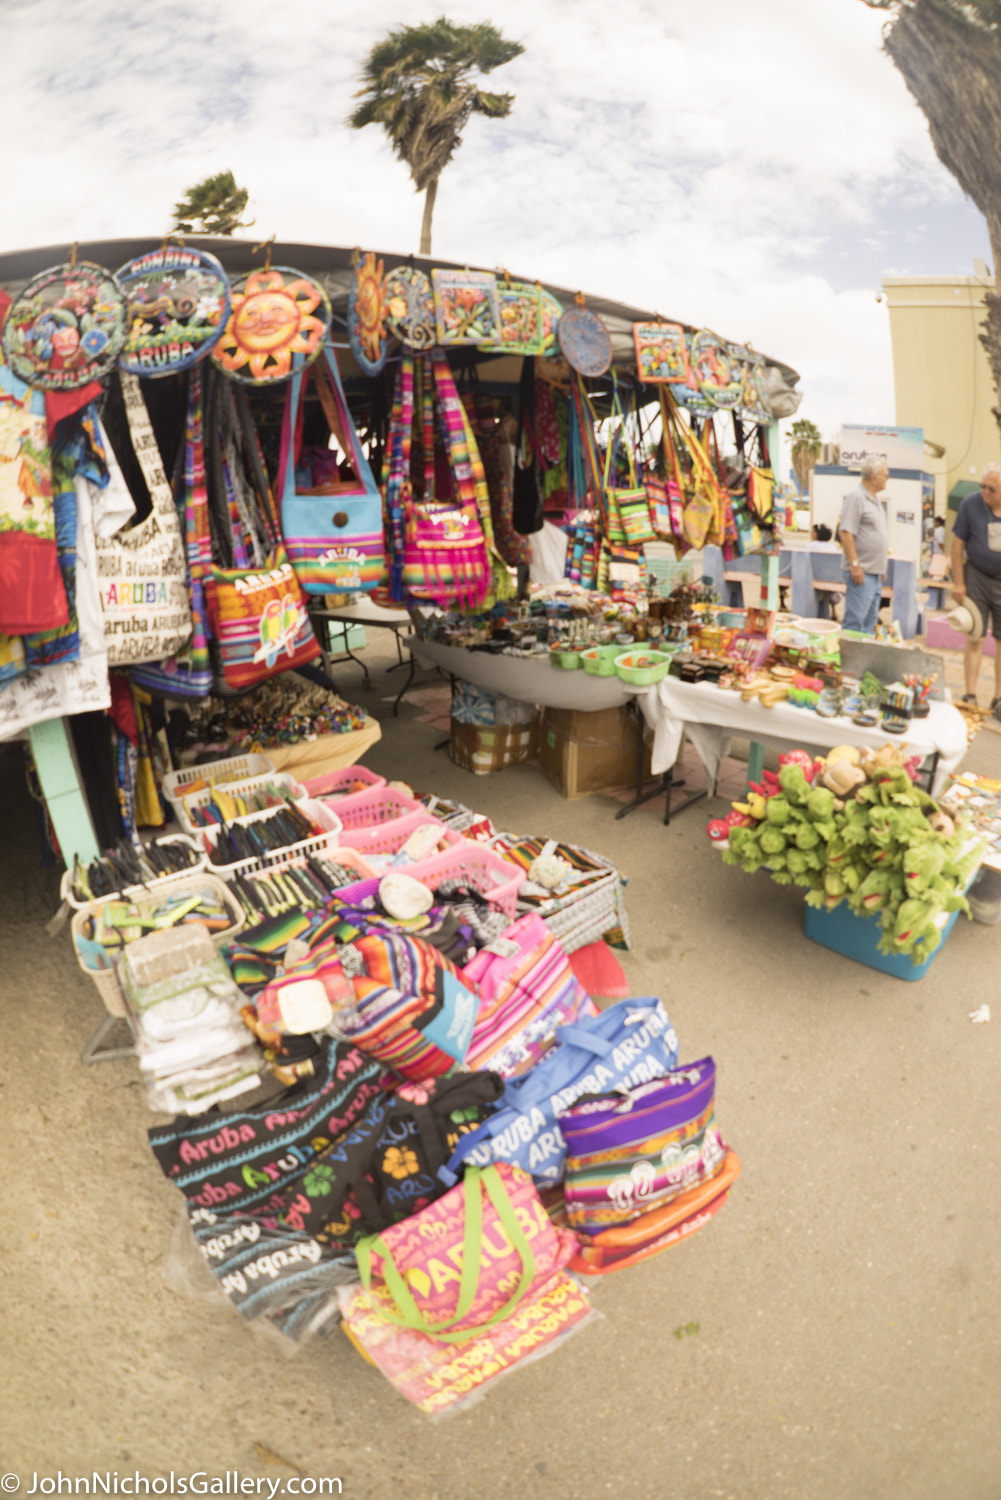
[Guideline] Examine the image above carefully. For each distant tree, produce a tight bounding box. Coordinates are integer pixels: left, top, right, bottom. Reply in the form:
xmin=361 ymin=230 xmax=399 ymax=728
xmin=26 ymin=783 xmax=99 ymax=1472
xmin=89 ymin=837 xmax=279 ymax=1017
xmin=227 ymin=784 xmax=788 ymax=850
xmin=171 ymin=171 xmax=253 ymax=236
xmin=791 ymin=418 xmax=822 ymax=497
xmin=860 ymin=0 xmax=1001 ymax=429
xmin=348 ymin=16 xmax=524 ymax=255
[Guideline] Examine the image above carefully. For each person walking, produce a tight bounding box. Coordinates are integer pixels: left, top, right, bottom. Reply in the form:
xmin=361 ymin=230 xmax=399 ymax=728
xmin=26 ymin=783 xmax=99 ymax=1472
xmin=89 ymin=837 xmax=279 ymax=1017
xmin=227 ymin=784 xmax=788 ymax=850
xmin=950 ymin=462 xmax=1001 ymax=715
xmin=839 ymin=455 xmax=889 ymax=635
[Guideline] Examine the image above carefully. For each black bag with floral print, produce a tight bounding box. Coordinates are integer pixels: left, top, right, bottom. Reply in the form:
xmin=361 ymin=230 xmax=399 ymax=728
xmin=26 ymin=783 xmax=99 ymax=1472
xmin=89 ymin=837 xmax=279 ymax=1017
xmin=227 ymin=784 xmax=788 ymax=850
xmin=278 ymin=1072 xmax=504 ymax=1247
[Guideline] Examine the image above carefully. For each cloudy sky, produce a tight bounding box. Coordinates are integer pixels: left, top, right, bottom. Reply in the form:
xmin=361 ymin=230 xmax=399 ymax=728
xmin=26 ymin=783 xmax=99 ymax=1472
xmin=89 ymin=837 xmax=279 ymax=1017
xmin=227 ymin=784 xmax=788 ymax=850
xmin=2 ymin=0 xmax=993 ymax=464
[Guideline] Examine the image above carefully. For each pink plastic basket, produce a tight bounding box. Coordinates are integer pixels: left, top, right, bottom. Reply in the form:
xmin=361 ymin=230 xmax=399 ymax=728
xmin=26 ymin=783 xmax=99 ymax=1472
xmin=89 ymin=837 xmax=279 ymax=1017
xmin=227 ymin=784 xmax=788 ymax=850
xmin=323 ymin=784 xmax=421 ymax=832
xmin=301 ymin=764 xmax=387 ymax=800
xmin=338 ymin=811 xmax=459 ymax=861
xmin=334 ymin=840 xmax=525 ymax=919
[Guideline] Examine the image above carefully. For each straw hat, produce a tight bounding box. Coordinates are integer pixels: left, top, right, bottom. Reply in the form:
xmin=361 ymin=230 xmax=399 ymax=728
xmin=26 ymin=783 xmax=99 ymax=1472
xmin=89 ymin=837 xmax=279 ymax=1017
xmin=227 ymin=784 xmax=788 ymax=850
xmin=947 ymin=599 xmax=985 ymax=642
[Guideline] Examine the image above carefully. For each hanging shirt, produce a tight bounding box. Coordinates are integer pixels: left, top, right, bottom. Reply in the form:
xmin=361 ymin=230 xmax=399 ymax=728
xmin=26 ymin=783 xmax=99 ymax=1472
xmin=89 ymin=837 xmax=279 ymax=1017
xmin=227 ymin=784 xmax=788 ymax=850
xmin=0 ymin=361 xmax=69 ymax=635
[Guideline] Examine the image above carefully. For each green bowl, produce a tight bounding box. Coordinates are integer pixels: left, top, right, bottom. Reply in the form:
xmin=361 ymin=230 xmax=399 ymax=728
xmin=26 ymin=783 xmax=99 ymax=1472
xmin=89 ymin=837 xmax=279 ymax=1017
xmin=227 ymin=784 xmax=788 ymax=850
xmin=580 ymin=648 xmax=617 ymax=677
xmin=614 ymin=649 xmax=674 ymax=686
xmin=549 ymin=648 xmax=582 ymax=670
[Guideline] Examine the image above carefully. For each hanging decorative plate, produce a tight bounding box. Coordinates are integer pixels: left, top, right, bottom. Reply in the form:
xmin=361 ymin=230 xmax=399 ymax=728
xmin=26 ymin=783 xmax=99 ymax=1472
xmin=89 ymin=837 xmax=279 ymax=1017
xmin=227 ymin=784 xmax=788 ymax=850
xmin=348 ymin=251 xmax=389 ymax=376
xmin=431 ymin=268 xmax=500 ymax=346
xmin=211 ymin=266 xmax=330 ymax=385
xmin=633 ymin=321 xmax=692 ymax=385
xmin=539 ymin=289 xmax=564 ymax=356
xmin=2 ymin=261 xmax=126 ymax=390
xmin=383 ymin=266 xmax=436 ymax=350
xmin=557 ymin=305 xmax=613 ymax=377
xmin=691 ymin=329 xmax=742 ymax=410
xmin=479 ymin=280 xmax=543 ymax=356
xmin=115 ymin=245 xmax=231 ymax=377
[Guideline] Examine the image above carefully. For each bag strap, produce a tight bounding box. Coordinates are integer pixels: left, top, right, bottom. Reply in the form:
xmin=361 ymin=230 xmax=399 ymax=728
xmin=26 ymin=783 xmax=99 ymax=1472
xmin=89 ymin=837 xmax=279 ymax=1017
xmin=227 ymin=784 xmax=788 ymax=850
xmin=355 ymin=1165 xmax=537 ymax=1343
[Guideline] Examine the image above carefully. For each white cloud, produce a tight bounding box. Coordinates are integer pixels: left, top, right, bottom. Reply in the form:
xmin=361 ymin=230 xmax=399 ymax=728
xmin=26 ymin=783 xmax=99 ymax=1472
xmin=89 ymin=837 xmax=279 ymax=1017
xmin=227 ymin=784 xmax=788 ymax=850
xmin=0 ymin=0 xmax=989 ymax=457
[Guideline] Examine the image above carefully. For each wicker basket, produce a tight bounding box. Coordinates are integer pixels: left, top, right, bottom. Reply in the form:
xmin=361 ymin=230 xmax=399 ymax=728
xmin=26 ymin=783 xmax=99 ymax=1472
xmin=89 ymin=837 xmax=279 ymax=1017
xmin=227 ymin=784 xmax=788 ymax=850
xmin=71 ymin=873 xmax=245 ymax=1018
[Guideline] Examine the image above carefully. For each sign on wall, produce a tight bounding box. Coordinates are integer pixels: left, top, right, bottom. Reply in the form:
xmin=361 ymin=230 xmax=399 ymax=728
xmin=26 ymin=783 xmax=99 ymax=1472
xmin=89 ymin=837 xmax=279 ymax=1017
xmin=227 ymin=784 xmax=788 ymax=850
xmin=840 ymin=424 xmax=925 ymax=474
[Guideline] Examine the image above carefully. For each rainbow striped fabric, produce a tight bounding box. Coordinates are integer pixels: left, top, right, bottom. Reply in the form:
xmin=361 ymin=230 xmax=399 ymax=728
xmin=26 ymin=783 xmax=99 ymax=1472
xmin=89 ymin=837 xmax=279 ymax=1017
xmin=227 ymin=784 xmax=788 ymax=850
xmin=560 ymin=1058 xmax=727 ymax=1235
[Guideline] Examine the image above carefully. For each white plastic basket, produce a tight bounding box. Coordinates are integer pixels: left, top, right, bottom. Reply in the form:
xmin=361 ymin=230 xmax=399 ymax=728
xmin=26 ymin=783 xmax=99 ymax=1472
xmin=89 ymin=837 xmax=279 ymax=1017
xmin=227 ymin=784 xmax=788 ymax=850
xmin=200 ymin=798 xmax=343 ymax=879
xmin=59 ymin=834 xmax=208 ymax=911
xmin=171 ymin=771 xmax=309 ymax=836
xmin=162 ymin=754 xmax=275 ymax=821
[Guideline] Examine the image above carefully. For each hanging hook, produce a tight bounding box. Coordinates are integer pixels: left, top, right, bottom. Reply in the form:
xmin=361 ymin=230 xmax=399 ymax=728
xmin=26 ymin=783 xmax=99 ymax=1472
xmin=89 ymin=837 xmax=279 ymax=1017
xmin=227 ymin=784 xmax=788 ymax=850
xmin=252 ymin=234 xmax=276 ymax=271
xmin=161 ymin=231 xmax=185 ymax=253
xmin=349 ymin=246 xmax=362 ymax=270
xmin=69 ymin=241 xmax=78 ymax=269
xmin=574 ymin=291 xmax=586 ymax=308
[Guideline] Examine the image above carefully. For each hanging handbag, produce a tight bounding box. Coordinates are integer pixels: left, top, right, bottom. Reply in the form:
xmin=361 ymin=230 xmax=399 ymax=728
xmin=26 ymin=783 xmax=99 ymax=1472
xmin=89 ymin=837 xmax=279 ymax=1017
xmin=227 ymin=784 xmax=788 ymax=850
xmin=130 ymin=370 xmax=214 ymax=699
xmin=94 ymin=373 xmax=193 ymax=667
xmin=401 ymin=351 xmax=491 ymax=611
xmin=279 ymin=345 xmax=384 ymax=596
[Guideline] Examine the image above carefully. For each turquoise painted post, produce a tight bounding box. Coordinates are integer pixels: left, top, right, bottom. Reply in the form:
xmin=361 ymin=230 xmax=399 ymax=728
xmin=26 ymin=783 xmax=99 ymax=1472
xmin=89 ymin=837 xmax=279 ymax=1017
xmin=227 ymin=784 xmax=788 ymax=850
xmin=758 ymin=552 xmax=780 ymax=610
xmin=28 ymin=718 xmax=100 ymax=865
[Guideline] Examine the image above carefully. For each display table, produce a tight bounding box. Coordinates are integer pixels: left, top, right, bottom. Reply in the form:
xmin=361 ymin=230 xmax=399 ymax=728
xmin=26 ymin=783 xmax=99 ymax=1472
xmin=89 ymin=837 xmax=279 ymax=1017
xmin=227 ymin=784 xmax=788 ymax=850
xmin=308 ymin=599 xmax=415 ymax=686
xmin=630 ymin=677 xmax=967 ymax=796
xmin=244 ymin=717 xmax=383 ymax=779
xmin=406 ymin=638 xmax=633 ymax=712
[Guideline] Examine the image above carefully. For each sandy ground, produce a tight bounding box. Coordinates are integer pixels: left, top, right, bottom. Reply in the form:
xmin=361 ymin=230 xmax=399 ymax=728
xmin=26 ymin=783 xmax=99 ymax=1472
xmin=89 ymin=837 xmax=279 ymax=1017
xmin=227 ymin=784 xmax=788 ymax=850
xmin=1 ymin=630 xmax=999 ymax=1500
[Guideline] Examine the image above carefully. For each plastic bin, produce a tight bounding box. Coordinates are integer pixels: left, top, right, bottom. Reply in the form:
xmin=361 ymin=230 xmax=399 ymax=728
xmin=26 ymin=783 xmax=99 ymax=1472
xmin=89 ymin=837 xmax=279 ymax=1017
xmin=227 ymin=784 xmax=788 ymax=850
xmin=803 ymin=900 xmax=962 ymax=981
xmin=59 ymin=833 xmax=207 ymax=911
xmin=162 ymin=754 xmax=275 ymax=818
xmin=200 ymin=798 xmax=342 ymax=876
xmin=172 ymin=772 xmax=309 ymax=836
xmin=334 ymin=840 xmax=524 ymax=919
xmin=325 ymin=785 xmax=421 ymax=833
xmin=71 ymin=873 xmax=244 ymax=1017
xmin=338 ymin=811 xmax=458 ymax=862
xmin=301 ymin=765 xmax=387 ymax=800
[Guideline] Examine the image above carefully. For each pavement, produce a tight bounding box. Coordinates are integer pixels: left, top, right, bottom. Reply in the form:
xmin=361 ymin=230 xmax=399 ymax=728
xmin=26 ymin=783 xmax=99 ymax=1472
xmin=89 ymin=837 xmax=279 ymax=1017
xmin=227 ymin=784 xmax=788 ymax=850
xmin=1 ymin=629 xmax=999 ymax=1500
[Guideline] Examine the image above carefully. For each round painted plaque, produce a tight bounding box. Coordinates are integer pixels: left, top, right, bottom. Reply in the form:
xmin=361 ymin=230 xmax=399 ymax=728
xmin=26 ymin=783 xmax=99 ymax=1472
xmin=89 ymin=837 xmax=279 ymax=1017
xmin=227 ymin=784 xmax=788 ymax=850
xmin=211 ymin=266 xmax=331 ymax=385
xmin=348 ymin=252 xmax=389 ymax=376
xmin=115 ymin=246 xmax=231 ymax=377
xmin=383 ymin=266 xmax=436 ymax=350
xmin=2 ymin=261 xmax=126 ymax=390
xmin=557 ymin=306 xmax=613 ymax=377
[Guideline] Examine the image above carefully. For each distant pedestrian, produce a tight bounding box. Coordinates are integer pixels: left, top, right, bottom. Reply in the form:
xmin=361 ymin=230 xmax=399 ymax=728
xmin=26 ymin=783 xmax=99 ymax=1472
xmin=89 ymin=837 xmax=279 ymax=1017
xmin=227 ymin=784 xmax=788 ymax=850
xmin=950 ymin=464 xmax=1001 ymax=715
xmin=838 ymin=456 xmax=889 ymax=634
xmin=932 ymin=515 xmax=946 ymax=556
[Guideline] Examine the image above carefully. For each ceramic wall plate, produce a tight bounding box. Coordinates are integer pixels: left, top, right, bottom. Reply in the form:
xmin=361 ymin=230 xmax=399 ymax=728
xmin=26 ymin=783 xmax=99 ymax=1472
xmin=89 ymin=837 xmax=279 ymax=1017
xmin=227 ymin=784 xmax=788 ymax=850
xmin=539 ymin=289 xmax=564 ymax=356
xmin=633 ymin=321 xmax=691 ymax=385
xmin=2 ymin=261 xmax=126 ymax=390
xmin=116 ymin=245 xmax=230 ymax=377
xmin=383 ymin=265 xmax=436 ymax=350
xmin=432 ymin=268 xmax=501 ymax=346
xmin=690 ymin=329 xmax=742 ymax=410
xmin=348 ymin=252 xmax=389 ymax=376
xmin=557 ymin=306 xmax=613 ymax=377
xmin=480 ymin=280 xmax=543 ymax=356
xmin=211 ymin=266 xmax=330 ymax=385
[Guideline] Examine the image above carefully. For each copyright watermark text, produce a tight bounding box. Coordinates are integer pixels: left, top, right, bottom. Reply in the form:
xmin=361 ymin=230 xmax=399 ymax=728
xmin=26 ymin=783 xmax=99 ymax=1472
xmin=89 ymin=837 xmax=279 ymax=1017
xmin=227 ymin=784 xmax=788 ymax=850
xmin=2 ymin=1479 xmax=341 ymax=1497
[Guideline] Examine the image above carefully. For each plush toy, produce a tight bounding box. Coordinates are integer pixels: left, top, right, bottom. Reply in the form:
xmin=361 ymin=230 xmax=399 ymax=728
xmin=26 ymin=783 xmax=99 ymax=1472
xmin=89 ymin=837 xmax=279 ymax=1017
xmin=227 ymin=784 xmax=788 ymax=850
xmin=821 ymin=757 xmax=867 ymax=798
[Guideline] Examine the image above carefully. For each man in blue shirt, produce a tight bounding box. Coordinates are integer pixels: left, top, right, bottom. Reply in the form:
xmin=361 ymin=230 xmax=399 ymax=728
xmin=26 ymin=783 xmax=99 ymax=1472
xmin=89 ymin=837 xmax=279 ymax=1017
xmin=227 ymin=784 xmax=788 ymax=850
xmin=951 ymin=463 xmax=1001 ymax=717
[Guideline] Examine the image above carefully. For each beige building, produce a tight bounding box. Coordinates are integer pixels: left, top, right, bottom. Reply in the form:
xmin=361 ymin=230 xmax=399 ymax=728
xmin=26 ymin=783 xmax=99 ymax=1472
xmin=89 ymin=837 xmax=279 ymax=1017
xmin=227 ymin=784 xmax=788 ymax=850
xmin=882 ymin=261 xmax=1001 ymax=523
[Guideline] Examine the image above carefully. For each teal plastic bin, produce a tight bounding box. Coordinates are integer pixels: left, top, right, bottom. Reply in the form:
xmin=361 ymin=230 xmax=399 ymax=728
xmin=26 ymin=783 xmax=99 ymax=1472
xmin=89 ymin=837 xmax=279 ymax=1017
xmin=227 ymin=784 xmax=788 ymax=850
xmin=803 ymin=900 xmax=962 ymax=981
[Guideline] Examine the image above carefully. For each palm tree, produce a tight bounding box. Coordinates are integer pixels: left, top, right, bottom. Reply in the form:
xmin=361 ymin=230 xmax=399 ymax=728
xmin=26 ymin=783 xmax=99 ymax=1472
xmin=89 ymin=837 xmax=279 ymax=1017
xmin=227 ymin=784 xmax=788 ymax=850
xmin=348 ymin=16 xmax=524 ymax=255
xmin=791 ymin=419 xmax=822 ymax=497
xmin=171 ymin=171 xmax=253 ymax=236
xmin=861 ymin=0 xmax=1001 ymax=430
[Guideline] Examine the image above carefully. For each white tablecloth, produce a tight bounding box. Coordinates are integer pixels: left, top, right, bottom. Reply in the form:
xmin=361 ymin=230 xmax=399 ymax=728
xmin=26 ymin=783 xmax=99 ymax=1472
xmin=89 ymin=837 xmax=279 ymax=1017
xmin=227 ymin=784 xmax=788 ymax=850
xmin=406 ymin=639 xmax=633 ymax=711
xmin=631 ymin=677 xmax=967 ymax=796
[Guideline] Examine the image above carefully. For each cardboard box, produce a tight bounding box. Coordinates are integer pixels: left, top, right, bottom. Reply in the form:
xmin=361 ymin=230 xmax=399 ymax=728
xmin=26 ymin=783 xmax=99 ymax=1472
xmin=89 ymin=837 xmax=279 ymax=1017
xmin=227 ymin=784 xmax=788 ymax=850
xmin=539 ymin=705 xmax=652 ymax=800
xmin=449 ymin=719 xmax=540 ymax=776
